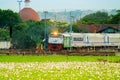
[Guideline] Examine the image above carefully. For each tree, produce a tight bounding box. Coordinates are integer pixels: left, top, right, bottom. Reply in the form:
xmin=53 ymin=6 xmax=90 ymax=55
xmin=0 ymin=9 xmax=22 ymax=28
xmin=46 ymin=20 xmax=69 ymax=33
xmin=12 ymin=22 xmax=36 ymax=49
xmin=72 ymin=24 xmax=89 ymax=33
xmin=78 ymin=11 xmax=109 ymax=24
xmin=26 ymin=20 xmax=45 ymax=45
xmin=0 ymin=28 xmax=10 ymax=41
xmin=56 ymin=21 xmax=69 ymax=33
xmin=0 ymin=9 xmax=22 ymax=38
xmin=110 ymin=10 xmax=120 ymax=24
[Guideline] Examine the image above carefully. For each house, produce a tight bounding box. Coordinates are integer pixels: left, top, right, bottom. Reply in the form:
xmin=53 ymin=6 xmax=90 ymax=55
xmin=97 ymin=26 xmax=118 ymax=33
xmin=78 ymin=24 xmax=120 ymax=33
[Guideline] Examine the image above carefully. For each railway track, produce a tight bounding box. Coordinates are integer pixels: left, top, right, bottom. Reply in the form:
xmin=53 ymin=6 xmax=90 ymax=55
xmin=0 ymin=49 xmax=117 ymax=56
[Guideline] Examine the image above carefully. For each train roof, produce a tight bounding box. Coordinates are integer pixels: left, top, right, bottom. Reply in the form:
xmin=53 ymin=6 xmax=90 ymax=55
xmin=62 ymin=33 xmax=120 ymax=37
xmin=62 ymin=33 xmax=70 ymax=37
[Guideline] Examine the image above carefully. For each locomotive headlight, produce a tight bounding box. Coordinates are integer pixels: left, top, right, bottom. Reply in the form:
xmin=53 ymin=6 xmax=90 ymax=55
xmin=51 ymin=28 xmax=59 ymax=36
xmin=53 ymin=31 xmax=58 ymax=36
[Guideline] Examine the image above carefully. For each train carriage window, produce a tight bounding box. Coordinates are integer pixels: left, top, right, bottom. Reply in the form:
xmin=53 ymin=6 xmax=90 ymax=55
xmin=83 ymin=36 xmax=89 ymax=43
xmin=73 ymin=37 xmax=83 ymax=41
xmin=104 ymin=35 xmax=109 ymax=43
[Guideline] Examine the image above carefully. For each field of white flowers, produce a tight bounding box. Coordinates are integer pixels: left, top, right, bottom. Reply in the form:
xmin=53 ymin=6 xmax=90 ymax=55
xmin=0 ymin=62 xmax=120 ymax=80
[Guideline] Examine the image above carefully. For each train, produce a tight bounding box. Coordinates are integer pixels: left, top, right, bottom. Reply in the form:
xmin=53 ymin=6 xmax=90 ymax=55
xmin=48 ymin=33 xmax=120 ymax=51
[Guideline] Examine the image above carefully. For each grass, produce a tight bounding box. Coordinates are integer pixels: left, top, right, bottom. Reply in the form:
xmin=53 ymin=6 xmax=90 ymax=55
xmin=0 ymin=55 xmax=120 ymax=62
xmin=0 ymin=55 xmax=120 ymax=80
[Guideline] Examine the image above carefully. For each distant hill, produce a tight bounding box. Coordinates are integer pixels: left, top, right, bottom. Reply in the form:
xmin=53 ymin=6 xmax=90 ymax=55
xmin=38 ymin=9 xmax=118 ymax=23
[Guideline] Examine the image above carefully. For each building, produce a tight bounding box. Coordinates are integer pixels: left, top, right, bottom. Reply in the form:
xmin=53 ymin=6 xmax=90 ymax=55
xmin=78 ymin=24 xmax=120 ymax=33
xmin=19 ymin=0 xmax=40 ymax=21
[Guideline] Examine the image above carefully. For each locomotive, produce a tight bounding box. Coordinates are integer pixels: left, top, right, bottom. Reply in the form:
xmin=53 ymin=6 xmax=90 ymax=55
xmin=48 ymin=32 xmax=120 ymax=51
xmin=48 ymin=32 xmax=63 ymax=50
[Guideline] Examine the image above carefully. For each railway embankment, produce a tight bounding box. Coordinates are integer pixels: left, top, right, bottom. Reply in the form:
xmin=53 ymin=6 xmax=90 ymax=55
xmin=0 ymin=50 xmax=119 ymax=56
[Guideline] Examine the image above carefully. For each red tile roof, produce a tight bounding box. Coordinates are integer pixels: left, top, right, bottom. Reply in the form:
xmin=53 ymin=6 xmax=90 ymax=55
xmin=78 ymin=24 xmax=119 ymax=33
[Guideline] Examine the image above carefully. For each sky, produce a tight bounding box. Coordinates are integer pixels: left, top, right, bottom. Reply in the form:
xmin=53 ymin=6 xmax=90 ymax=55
xmin=0 ymin=0 xmax=120 ymax=12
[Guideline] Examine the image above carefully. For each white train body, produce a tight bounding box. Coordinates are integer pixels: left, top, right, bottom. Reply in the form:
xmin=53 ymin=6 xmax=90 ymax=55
xmin=64 ymin=33 xmax=120 ymax=47
xmin=71 ymin=33 xmax=84 ymax=47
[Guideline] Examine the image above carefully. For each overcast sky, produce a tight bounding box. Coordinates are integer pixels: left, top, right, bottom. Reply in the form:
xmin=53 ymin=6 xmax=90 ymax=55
xmin=0 ymin=0 xmax=120 ymax=12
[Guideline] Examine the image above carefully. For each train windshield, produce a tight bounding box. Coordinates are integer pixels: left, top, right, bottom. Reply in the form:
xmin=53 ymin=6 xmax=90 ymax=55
xmin=50 ymin=34 xmax=62 ymax=38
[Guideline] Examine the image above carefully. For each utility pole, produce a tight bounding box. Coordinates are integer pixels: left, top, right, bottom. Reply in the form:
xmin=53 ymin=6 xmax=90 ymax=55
xmin=54 ymin=13 xmax=57 ymax=21
xmin=54 ymin=13 xmax=57 ymax=27
xmin=9 ymin=17 xmax=13 ymax=54
xmin=69 ymin=12 xmax=72 ymax=33
xmin=69 ymin=12 xmax=74 ymax=51
xmin=17 ymin=0 xmax=22 ymax=12
xmin=44 ymin=11 xmax=48 ymax=50
xmin=118 ymin=21 xmax=120 ymax=33
xmin=79 ymin=11 xmax=82 ymax=20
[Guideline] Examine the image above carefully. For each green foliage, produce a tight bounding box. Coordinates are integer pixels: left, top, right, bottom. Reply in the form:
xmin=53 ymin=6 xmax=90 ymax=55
xmin=72 ymin=24 xmax=89 ymax=33
xmin=0 ymin=28 xmax=10 ymax=41
xmin=21 ymin=36 xmax=36 ymax=49
xmin=26 ymin=20 xmax=45 ymax=45
xmin=0 ymin=9 xmax=22 ymax=38
xmin=110 ymin=10 xmax=120 ymax=24
xmin=78 ymin=11 xmax=109 ymax=24
xmin=55 ymin=21 xmax=69 ymax=33
xmin=0 ymin=9 xmax=22 ymax=28
xmin=46 ymin=20 xmax=69 ymax=33
xmin=12 ymin=31 xmax=36 ymax=49
xmin=0 ymin=9 xmax=22 ymax=41
xmin=12 ymin=22 xmax=36 ymax=49
xmin=13 ymin=23 xmax=28 ymax=31
xmin=77 ymin=10 xmax=120 ymax=24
